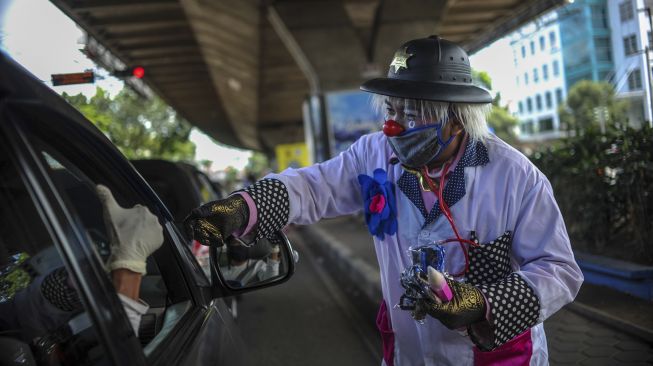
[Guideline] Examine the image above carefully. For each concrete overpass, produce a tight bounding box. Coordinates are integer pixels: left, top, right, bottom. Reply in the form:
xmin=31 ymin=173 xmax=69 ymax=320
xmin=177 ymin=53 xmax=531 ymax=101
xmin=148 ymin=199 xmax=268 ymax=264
xmin=51 ymin=0 xmax=567 ymax=158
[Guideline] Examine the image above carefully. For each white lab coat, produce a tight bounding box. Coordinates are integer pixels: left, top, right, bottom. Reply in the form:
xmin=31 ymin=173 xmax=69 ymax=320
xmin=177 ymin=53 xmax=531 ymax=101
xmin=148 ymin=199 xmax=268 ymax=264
xmin=267 ymin=132 xmax=583 ymax=365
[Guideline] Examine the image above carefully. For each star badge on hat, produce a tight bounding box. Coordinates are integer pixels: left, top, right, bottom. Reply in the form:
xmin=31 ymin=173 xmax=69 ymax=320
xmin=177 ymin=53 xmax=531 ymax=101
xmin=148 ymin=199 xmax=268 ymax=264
xmin=390 ymin=47 xmax=413 ymax=73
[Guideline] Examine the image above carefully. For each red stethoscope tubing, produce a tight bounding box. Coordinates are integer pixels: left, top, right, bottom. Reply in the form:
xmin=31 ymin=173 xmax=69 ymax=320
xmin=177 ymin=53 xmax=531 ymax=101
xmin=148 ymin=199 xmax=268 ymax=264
xmin=421 ymin=163 xmax=479 ymax=277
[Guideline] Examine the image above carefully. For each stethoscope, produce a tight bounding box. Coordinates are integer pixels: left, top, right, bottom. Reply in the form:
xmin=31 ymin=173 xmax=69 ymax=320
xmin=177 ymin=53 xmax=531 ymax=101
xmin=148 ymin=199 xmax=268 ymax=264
xmin=384 ymin=117 xmax=479 ymax=277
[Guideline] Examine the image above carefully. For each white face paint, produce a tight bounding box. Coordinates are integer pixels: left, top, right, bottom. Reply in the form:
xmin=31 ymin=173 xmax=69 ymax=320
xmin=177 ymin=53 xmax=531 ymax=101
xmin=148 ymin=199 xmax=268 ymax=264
xmin=384 ymin=98 xmax=438 ymax=129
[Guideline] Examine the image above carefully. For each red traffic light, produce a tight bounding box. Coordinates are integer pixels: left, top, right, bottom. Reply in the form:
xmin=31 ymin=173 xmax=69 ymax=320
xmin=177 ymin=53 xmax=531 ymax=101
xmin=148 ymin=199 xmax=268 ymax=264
xmin=113 ymin=66 xmax=145 ymax=79
xmin=132 ymin=66 xmax=145 ymax=79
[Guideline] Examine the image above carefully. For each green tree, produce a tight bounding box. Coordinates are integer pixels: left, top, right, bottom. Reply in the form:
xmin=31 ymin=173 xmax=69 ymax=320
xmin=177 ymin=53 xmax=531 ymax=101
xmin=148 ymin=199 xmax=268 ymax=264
xmin=472 ymin=70 xmax=492 ymax=90
xmin=62 ymin=87 xmax=196 ymax=161
xmin=473 ymin=69 xmax=519 ymax=145
xmin=245 ymin=152 xmax=270 ymax=177
xmin=487 ymin=105 xmax=519 ymax=145
xmin=559 ymin=80 xmax=630 ymax=136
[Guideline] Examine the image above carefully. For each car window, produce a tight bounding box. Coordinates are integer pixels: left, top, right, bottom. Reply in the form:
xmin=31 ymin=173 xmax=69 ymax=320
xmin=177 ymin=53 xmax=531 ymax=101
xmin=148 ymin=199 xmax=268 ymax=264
xmin=0 ymin=141 xmax=110 ymax=365
xmin=30 ymin=135 xmax=196 ymax=357
xmin=0 ymin=97 xmax=209 ymax=362
xmin=194 ymin=170 xmax=220 ymax=202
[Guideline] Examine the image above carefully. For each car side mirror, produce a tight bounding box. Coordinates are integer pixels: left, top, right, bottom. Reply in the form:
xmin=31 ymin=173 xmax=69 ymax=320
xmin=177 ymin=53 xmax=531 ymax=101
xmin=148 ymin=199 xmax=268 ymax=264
xmin=209 ymin=231 xmax=297 ymax=294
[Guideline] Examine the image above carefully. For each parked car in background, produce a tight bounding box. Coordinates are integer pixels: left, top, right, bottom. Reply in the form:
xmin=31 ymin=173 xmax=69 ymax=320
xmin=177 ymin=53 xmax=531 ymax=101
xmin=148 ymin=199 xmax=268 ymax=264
xmin=0 ymin=52 xmax=295 ymax=365
xmin=131 ymin=160 xmax=219 ymax=226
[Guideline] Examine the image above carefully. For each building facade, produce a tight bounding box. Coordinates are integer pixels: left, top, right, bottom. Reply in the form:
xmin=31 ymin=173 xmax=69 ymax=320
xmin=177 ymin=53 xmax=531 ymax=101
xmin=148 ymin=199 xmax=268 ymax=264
xmin=607 ymin=0 xmax=653 ymax=127
xmin=510 ymin=0 xmax=652 ymax=142
xmin=510 ymin=11 xmax=567 ymax=141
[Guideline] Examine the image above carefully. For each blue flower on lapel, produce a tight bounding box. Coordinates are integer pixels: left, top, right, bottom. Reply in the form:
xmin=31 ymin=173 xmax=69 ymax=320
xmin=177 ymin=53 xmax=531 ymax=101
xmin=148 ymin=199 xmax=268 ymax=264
xmin=358 ymin=168 xmax=398 ymax=239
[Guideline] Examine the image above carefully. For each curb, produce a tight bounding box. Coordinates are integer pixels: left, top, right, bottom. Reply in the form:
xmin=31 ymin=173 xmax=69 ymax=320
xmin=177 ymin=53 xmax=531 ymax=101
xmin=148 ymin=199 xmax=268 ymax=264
xmin=299 ymin=225 xmax=382 ymax=304
xmin=567 ymin=302 xmax=653 ymax=344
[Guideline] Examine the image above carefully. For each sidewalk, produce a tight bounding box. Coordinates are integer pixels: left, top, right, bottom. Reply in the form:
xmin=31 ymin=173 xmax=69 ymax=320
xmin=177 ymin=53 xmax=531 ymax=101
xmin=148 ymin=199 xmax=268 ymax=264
xmin=298 ymin=215 xmax=653 ymax=346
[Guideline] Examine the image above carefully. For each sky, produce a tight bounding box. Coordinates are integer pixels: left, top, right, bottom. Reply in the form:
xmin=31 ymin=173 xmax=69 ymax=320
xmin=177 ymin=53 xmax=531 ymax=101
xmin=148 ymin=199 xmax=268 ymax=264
xmin=470 ymin=38 xmax=519 ymax=107
xmin=0 ymin=0 xmax=516 ymax=170
xmin=0 ymin=0 xmax=252 ymax=171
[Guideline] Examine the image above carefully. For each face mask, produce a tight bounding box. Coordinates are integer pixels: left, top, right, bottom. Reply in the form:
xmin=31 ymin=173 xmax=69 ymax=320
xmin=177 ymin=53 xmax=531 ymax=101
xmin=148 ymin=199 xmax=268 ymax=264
xmin=386 ymin=120 xmax=456 ymax=169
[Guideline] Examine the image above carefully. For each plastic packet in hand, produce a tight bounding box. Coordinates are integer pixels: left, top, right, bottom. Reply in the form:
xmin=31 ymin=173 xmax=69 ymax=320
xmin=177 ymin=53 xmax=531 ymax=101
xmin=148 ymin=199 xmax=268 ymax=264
xmin=398 ymin=243 xmax=446 ymax=309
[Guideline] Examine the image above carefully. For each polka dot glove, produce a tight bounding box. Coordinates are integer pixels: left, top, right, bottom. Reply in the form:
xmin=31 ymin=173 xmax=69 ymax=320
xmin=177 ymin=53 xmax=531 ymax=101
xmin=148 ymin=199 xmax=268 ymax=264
xmin=241 ymin=179 xmax=290 ymax=241
xmin=412 ymin=269 xmax=487 ymax=330
xmin=471 ymin=273 xmax=540 ymax=351
xmin=184 ymin=194 xmax=249 ymax=247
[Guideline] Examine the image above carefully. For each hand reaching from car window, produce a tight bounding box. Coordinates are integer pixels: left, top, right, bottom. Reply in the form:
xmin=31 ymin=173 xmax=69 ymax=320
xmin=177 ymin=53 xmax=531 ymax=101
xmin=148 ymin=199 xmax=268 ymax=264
xmin=96 ymin=184 xmax=164 ymax=275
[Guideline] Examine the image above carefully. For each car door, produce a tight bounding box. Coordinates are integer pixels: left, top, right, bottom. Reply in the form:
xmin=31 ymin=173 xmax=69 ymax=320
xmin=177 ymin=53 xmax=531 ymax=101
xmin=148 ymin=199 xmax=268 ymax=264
xmin=0 ymin=99 xmax=244 ymax=365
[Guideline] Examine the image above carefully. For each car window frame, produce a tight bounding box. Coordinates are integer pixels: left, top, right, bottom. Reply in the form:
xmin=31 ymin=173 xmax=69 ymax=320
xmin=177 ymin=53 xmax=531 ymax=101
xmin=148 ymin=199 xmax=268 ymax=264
xmin=0 ymin=99 xmax=147 ymax=366
xmin=0 ymin=99 xmax=220 ymax=365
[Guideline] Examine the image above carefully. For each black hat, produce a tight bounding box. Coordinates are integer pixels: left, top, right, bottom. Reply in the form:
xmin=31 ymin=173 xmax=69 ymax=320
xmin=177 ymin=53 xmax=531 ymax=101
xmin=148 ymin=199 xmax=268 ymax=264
xmin=360 ymin=35 xmax=492 ymax=103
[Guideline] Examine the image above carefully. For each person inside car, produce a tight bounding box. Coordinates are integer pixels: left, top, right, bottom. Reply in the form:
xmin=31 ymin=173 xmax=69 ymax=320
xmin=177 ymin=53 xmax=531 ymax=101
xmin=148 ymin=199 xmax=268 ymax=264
xmin=184 ymin=35 xmax=582 ymax=365
xmin=0 ymin=184 xmax=163 ymax=340
xmin=220 ymin=238 xmax=280 ymax=287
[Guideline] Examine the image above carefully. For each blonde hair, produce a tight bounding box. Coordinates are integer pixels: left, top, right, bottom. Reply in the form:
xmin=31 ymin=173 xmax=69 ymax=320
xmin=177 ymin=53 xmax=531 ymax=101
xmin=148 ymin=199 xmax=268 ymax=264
xmin=371 ymin=94 xmax=492 ymax=142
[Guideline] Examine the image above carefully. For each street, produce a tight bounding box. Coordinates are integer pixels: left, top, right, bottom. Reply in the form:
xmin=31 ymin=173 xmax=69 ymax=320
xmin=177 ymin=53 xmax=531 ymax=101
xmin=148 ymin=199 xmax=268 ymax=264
xmin=235 ymin=230 xmax=382 ymax=366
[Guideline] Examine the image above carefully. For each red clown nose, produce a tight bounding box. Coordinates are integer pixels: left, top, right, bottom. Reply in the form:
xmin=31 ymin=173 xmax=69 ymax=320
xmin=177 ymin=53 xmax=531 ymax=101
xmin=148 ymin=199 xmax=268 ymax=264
xmin=383 ymin=120 xmax=405 ymax=137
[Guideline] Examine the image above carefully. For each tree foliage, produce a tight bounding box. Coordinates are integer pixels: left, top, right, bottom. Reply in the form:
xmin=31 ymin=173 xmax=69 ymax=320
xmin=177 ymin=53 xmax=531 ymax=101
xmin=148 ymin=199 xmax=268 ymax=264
xmin=531 ymin=126 xmax=653 ymax=264
xmin=531 ymin=80 xmax=652 ymax=263
xmin=62 ymin=87 xmax=196 ymax=161
xmin=559 ymin=80 xmax=630 ymax=135
xmin=487 ymin=105 xmax=519 ymax=146
xmin=473 ymin=69 xmax=519 ymax=145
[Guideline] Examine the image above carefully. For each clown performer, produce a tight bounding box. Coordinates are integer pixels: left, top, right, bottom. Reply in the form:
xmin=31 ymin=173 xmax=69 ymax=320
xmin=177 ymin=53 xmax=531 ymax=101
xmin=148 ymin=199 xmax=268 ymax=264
xmin=184 ymin=35 xmax=583 ymax=365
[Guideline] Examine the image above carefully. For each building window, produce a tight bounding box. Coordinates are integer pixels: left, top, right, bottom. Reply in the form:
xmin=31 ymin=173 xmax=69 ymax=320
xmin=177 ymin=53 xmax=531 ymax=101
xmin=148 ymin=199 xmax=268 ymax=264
xmin=555 ymin=88 xmax=563 ymax=104
xmin=533 ymin=68 xmax=539 ymax=83
xmin=623 ymin=34 xmax=638 ymax=56
xmin=543 ymin=64 xmax=549 ymax=80
xmin=521 ymin=45 xmax=526 ymax=58
xmin=553 ymin=60 xmax=560 ymax=76
xmin=530 ymin=41 xmax=535 ymax=55
xmin=518 ymin=101 xmax=524 ymax=113
xmin=545 ymin=91 xmax=552 ymax=109
xmin=536 ymin=94 xmax=542 ymax=111
xmin=649 ymin=31 xmax=653 ymax=48
xmin=539 ymin=117 xmax=554 ymax=132
xmin=521 ymin=120 xmax=534 ymax=135
xmin=628 ymin=68 xmax=642 ymax=90
xmin=591 ymin=4 xmax=609 ymax=28
xmin=524 ymin=72 xmax=529 ymax=85
xmin=539 ymin=36 xmax=546 ymax=51
xmin=619 ymin=1 xmax=634 ymax=22
xmin=549 ymin=31 xmax=557 ymax=49
xmin=527 ymin=98 xmax=533 ymax=112
xmin=595 ymin=37 xmax=612 ymax=62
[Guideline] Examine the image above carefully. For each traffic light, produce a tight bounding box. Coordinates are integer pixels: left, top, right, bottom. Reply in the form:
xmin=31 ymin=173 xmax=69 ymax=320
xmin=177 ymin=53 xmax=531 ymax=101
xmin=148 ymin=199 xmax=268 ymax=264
xmin=113 ymin=66 xmax=145 ymax=79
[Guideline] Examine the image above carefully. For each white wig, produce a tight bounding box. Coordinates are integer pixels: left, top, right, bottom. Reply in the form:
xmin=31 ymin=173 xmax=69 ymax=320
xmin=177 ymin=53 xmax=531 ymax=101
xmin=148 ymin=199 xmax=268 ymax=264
xmin=371 ymin=94 xmax=492 ymax=142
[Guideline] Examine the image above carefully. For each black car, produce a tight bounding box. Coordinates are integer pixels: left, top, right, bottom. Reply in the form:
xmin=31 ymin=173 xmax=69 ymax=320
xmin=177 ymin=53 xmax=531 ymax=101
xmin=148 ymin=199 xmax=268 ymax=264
xmin=130 ymin=159 xmax=220 ymax=227
xmin=0 ymin=53 xmax=295 ymax=365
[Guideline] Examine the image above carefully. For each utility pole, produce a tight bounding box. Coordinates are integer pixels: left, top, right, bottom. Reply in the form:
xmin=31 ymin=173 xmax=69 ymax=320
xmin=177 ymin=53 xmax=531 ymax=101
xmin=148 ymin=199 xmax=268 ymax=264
xmin=640 ymin=7 xmax=653 ymax=127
